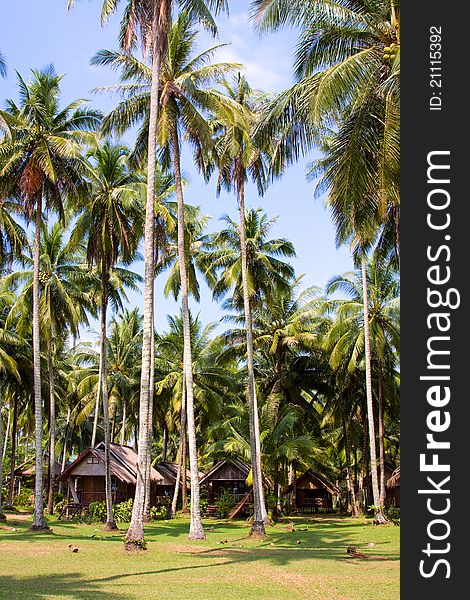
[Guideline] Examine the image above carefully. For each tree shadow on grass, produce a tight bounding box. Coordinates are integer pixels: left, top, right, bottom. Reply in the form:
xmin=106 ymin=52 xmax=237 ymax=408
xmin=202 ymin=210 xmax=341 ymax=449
xmin=0 ymin=573 xmax=128 ymax=599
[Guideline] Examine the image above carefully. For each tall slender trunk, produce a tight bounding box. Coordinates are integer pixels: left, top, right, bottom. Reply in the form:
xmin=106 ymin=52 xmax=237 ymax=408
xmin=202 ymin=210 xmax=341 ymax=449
xmin=288 ymin=462 xmax=296 ymax=511
xmin=31 ymin=195 xmax=48 ymax=531
xmin=171 ymin=377 xmax=186 ymax=517
xmin=237 ymin=177 xmax=266 ymax=536
xmin=91 ymin=360 xmax=101 ymax=448
xmin=143 ymin=314 xmax=155 ymax=523
xmin=47 ymin=339 xmax=55 ymax=514
xmin=126 ymin=8 xmax=165 ymax=545
xmin=100 ymin=269 xmax=117 ymax=531
xmin=120 ymin=402 xmax=127 ymax=446
xmin=341 ymin=409 xmax=357 ymax=517
xmin=0 ymin=390 xmax=4 ymax=520
xmin=361 ymin=255 xmax=386 ymax=523
xmin=181 ymin=425 xmax=188 ymax=512
xmin=61 ymin=408 xmax=71 ymax=473
xmin=171 ymin=125 xmax=204 ymax=540
xmin=60 ymin=407 xmax=71 ymax=494
xmin=2 ymin=405 xmax=10 ymax=460
xmin=378 ymin=367 xmax=386 ymax=505
xmin=6 ymin=396 xmax=18 ymax=507
xmin=162 ymin=424 xmax=168 ymax=463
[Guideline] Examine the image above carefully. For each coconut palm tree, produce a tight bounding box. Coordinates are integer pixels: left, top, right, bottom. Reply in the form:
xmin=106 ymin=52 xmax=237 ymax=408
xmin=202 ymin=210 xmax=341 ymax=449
xmin=69 ymin=0 xmax=228 ymax=547
xmin=253 ymin=1 xmax=400 ymax=240
xmin=0 ymin=67 xmax=100 ymax=530
xmin=107 ymin=308 xmax=143 ymax=444
xmin=0 ymin=289 xmax=21 ymax=521
xmin=4 ymin=222 xmax=98 ymax=513
xmin=206 ymin=75 xmax=288 ymax=535
xmin=94 ymin=12 xmax=236 ymax=540
xmin=325 ymin=255 xmax=399 ymax=520
xmin=155 ymin=311 xmax=234 ymax=515
xmin=204 ymin=208 xmax=295 ymax=311
xmin=72 ymin=140 xmax=144 ymax=530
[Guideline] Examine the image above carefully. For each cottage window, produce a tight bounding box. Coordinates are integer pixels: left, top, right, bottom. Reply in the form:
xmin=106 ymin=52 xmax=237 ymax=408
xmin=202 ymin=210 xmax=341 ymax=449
xmin=86 ymin=456 xmax=100 ymax=464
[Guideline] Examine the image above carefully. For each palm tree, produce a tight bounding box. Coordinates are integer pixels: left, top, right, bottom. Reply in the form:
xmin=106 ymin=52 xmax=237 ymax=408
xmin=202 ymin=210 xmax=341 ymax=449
xmin=0 ymin=289 xmax=21 ymax=521
xmin=325 ymin=256 xmax=399 ymax=520
xmin=204 ymin=208 xmax=295 ymax=310
xmin=72 ymin=140 xmax=143 ymax=530
xmin=69 ymin=0 xmax=228 ymax=548
xmin=95 ymin=12 xmax=236 ymax=540
xmin=155 ymin=312 xmax=234 ymax=513
xmin=107 ymin=309 xmax=143 ymax=444
xmin=4 ymin=222 xmax=97 ymax=513
xmin=204 ymin=93 xmax=295 ymax=531
xmin=253 ymin=1 xmax=400 ymax=246
xmin=209 ymin=76 xmax=284 ymax=535
xmin=0 ymin=67 xmax=100 ymax=530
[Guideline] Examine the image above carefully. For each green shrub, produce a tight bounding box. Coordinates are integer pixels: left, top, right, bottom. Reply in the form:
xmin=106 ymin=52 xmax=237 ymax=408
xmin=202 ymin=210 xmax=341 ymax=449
xmin=12 ymin=486 xmax=34 ymax=508
xmin=150 ymin=498 xmax=171 ymax=520
xmin=86 ymin=500 xmax=107 ymax=523
xmin=215 ymin=490 xmax=236 ymax=519
xmin=114 ymin=499 xmax=133 ymax=523
xmin=385 ymin=506 xmax=400 ymax=525
xmin=54 ymin=499 xmax=68 ymax=515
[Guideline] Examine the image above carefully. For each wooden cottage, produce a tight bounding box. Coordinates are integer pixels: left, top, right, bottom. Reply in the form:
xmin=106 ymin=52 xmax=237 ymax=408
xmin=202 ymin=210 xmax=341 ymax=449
xmin=199 ymin=459 xmax=251 ymax=503
xmin=11 ymin=457 xmax=62 ymax=495
xmin=287 ymin=470 xmax=339 ymax=512
xmin=386 ymin=466 xmax=400 ymax=507
xmin=153 ymin=462 xmax=200 ymax=498
xmin=57 ymin=443 xmax=162 ymax=509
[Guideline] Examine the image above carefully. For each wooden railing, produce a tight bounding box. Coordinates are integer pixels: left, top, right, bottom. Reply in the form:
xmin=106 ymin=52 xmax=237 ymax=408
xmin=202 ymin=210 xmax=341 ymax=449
xmin=78 ymin=492 xmax=126 ymax=505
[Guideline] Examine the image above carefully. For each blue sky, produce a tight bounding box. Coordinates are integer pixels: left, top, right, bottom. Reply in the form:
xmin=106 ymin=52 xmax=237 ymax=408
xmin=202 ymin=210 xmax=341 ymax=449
xmin=1 ymin=0 xmax=353 ymax=341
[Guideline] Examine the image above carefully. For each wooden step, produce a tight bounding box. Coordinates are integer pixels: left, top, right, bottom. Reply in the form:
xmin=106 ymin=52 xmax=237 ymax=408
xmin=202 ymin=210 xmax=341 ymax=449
xmin=227 ymin=492 xmax=251 ymax=520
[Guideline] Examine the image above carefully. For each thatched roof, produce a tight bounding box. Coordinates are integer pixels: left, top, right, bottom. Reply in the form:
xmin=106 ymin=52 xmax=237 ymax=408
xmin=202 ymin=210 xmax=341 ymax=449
xmin=14 ymin=458 xmax=62 ymax=478
xmin=199 ymin=459 xmax=251 ymax=485
xmin=286 ymin=470 xmax=340 ymax=496
xmin=57 ymin=443 xmax=162 ymax=485
xmin=154 ymin=462 xmax=203 ymax=486
xmin=386 ymin=466 xmax=400 ymax=489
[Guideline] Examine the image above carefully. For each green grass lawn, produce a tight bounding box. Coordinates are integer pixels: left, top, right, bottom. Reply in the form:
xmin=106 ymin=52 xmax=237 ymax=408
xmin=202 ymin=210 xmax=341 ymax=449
xmin=0 ymin=512 xmax=399 ymax=600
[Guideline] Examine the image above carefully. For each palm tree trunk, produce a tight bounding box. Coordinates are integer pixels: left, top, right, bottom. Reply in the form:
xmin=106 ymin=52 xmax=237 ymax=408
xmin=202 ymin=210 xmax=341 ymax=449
xmin=171 ymin=125 xmax=204 ymax=540
xmin=2 ymin=405 xmax=10 ymax=460
xmin=171 ymin=379 xmax=186 ymax=517
xmin=100 ymin=269 xmax=117 ymax=532
xmin=47 ymin=339 xmax=55 ymax=514
xmin=0 ymin=390 xmax=4 ymax=521
xmin=6 ymin=395 xmax=18 ymax=507
xmin=126 ymin=4 xmax=166 ymax=547
xmin=61 ymin=408 xmax=71 ymax=473
xmin=288 ymin=462 xmax=296 ymax=511
xmin=60 ymin=407 xmax=71 ymax=495
xmin=181 ymin=426 xmax=188 ymax=512
xmin=91 ymin=361 xmax=101 ymax=448
xmin=162 ymin=424 xmax=168 ymax=463
xmin=378 ymin=367 xmax=386 ymax=505
xmin=120 ymin=402 xmax=127 ymax=446
xmin=361 ymin=255 xmax=386 ymax=523
xmin=237 ymin=177 xmax=266 ymax=537
xmin=31 ymin=194 xmax=48 ymax=531
xmin=341 ymin=410 xmax=357 ymax=517
xmin=143 ymin=313 xmax=155 ymax=523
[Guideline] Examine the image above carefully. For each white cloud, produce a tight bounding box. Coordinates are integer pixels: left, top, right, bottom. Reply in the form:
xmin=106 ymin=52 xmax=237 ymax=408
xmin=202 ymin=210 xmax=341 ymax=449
xmin=197 ymin=9 xmax=295 ymax=93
